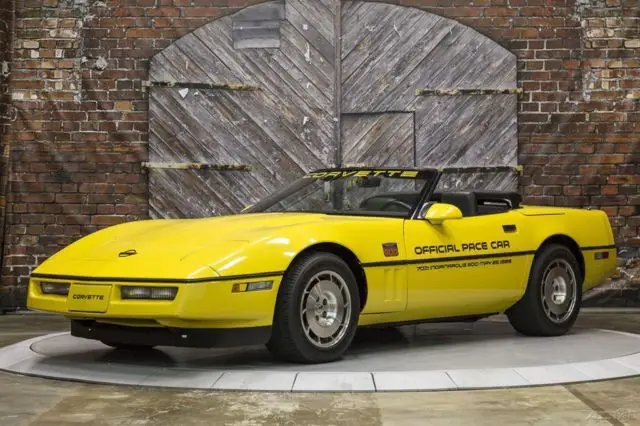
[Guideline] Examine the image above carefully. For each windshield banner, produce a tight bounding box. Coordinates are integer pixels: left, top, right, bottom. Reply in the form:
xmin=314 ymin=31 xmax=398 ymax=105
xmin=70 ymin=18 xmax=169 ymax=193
xmin=304 ymin=170 xmax=420 ymax=179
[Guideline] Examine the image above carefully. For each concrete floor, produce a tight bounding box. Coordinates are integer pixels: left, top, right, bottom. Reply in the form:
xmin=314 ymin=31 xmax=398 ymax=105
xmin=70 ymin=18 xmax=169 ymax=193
xmin=0 ymin=312 xmax=639 ymax=425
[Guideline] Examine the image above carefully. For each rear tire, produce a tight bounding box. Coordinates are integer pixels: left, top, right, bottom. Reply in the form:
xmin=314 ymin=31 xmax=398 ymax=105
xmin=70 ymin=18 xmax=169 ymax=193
xmin=267 ymin=252 xmax=360 ymax=363
xmin=507 ymin=244 xmax=582 ymax=336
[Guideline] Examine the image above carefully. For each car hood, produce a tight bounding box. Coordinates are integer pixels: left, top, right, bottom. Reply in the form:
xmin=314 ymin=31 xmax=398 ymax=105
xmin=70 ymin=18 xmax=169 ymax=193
xmin=78 ymin=213 xmax=327 ymax=261
xmin=35 ymin=213 xmax=332 ymax=280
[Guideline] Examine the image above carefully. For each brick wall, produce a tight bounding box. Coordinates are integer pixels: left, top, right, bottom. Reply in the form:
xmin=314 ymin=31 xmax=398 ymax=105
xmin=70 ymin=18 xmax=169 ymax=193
xmin=1 ymin=0 xmax=639 ymax=306
xmin=0 ymin=0 xmax=14 ymax=309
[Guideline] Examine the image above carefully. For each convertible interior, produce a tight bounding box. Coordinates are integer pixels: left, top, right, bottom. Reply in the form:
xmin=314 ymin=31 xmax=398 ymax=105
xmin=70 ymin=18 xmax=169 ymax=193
xmin=359 ymin=191 xmax=522 ymax=217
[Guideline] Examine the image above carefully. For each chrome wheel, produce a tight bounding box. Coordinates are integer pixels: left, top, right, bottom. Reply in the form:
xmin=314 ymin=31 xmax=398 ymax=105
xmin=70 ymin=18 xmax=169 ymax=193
xmin=300 ymin=270 xmax=352 ymax=349
xmin=540 ymin=259 xmax=577 ymax=324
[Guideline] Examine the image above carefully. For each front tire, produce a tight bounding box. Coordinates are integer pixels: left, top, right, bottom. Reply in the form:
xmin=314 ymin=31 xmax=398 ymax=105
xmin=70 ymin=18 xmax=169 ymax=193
xmin=267 ymin=252 xmax=360 ymax=363
xmin=507 ymin=244 xmax=583 ymax=336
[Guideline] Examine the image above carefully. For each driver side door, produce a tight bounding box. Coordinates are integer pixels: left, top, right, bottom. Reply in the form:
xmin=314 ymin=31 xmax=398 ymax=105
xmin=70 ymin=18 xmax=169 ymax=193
xmin=403 ymin=203 xmax=529 ymax=319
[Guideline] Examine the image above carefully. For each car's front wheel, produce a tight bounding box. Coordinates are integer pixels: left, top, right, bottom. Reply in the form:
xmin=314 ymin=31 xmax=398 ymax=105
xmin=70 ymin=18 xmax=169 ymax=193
xmin=267 ymin=252 xmax=360 ymax=363
xmin=507 ymin=243 xmax=582 ymax=336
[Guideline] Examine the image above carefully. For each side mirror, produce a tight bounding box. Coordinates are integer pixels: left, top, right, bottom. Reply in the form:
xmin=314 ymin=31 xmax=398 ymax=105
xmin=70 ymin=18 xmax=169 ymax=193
xmin=424 ymin=203 xmax=463 ymax=225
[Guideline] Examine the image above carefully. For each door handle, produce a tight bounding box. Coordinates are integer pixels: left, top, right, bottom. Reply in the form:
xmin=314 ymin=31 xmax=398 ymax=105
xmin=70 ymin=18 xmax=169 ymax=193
xmin=503 ymin=224 xmax=517 ymax=233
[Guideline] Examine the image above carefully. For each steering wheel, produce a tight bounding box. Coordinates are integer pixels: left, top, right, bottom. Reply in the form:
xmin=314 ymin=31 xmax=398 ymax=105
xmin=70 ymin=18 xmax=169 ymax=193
xmin=379 ymin=199 xmax=413 ymax=212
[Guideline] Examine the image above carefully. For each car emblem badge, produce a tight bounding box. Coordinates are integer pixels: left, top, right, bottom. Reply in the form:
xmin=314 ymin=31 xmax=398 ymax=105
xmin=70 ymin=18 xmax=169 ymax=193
xmin=382 ymin=243 xmax=399 ymax=257
xmin=119 ymin=249 xmax=138 ymax=258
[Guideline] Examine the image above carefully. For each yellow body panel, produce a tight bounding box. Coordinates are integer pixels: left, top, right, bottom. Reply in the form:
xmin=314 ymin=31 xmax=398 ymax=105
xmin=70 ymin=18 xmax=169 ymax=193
xmin=28 ymin=205 xmax=617 ymax=332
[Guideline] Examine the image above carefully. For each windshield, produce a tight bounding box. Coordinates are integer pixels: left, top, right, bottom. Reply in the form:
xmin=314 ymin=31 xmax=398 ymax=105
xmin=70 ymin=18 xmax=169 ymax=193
xmin=244 ymin=169 xmax=436 ymax=218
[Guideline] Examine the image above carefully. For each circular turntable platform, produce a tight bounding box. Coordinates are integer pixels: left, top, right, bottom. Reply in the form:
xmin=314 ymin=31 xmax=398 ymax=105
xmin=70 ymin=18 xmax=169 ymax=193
xmin=1 ymin=319 xmax=640 ymax=392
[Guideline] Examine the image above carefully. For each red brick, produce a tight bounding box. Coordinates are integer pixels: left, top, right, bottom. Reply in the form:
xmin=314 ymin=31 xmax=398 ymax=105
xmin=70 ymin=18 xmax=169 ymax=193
xmin=563 ymin=59 xmax=582 ymax=69
xmin=602 ymin=206 xmax=619 ymax=216
xmin=572 ymin=175 xmax=608 ymax=185
xmin=543 ymin=186 xmax=563 ymax=196
xmin=557 ymin=144 xmax=574 ymax=153
xmin=576 ymin=144 xmax=595 ymax=154
xmin=563 ymin=186 xmax=583 ymax=196
xmin=60 ymin=215 xmax=91 ymax=225
xmin=145 ymin=7 xmax=181 ymax=16
xmin=520 ymin=113 xmax=549 ymax=123
xmin=591 ymin=195 xmax=628 ymax=205
xmin=555 ymin=196 xmax=590 ymax=207
xmin=182 ymin=8 xmax=224 ymax=17
xmin=588 ymin=154 xmax=626 ymax=164
xmin=608 ymin=175 xmax=640 ymax=184
xmin=534 ymin=175 xmax=570 ymax=185
xmin=125 ymin=28 xmax=161 ymax=38
xmin=92 ymin=215 xmax=126 ymax=226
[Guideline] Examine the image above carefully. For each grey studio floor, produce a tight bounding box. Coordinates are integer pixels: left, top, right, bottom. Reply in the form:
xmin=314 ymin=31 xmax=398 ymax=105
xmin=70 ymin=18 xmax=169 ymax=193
xmin=1 ymin=311 xmax=640 ymax=425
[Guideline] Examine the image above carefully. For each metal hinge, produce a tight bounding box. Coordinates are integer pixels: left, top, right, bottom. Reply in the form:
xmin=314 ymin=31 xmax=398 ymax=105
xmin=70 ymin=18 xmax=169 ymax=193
xmin=141 ymin=80 xmax=258 ymax=92
xmin=416 ymin=88 xmax=523 ymax=96
xmin=142 ymin=162 xmax=252 ymax=172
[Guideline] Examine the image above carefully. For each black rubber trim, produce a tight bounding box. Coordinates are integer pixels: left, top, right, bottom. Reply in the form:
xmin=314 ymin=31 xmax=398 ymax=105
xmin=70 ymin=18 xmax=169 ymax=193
xmin=361 ymin=250 xmax=537 ymax=268
xmin=71 ymin=320 xmax=272 ymax=348
xmin=30 ymin=271 xmax=285 ymax=284
xmin=580 ymin=245 xmax=617 ymax=251
xmin=360 ymin=313 xmax=498 ymax=328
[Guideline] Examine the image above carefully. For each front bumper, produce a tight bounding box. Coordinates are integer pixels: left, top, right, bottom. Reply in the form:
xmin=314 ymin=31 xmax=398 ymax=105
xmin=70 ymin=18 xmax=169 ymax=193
xmin=27 ymin=274 xmax=283 ymax=330
xmin=71 ymin=320 xmax=272 ymax=348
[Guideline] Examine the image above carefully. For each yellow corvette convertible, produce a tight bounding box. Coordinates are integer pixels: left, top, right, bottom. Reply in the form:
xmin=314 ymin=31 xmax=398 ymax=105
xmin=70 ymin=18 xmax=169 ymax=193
xmin=28 ymin=167 xmax=617 ymax=363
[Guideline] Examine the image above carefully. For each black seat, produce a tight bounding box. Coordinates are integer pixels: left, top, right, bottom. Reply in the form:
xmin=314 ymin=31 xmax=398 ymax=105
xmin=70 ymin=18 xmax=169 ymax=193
xmin=440 ymin=192 xmax=477 ymax=217
xmin=359 ymin=192 xmax=421 ymax=211
xmin=474 ymin=191 xmax=522 ymax=209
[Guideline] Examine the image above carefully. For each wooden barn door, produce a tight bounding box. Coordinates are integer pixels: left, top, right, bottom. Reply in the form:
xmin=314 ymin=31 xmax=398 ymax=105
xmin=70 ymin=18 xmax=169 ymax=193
xmin=339 ymin=2 xmax=519 ymax=190
xmin=147 ymin=1 xmax=338 ymax=218
xmin=147 ymin=1 xmax=519 ymax=219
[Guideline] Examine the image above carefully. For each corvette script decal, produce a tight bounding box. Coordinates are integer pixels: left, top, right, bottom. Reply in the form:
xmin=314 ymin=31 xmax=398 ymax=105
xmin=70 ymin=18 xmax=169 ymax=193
xmin=305 ymin=170 xmax=419 ymax=179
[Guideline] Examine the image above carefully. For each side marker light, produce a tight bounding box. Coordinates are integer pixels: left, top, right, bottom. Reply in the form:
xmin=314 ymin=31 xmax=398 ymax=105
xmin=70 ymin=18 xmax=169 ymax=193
xmin=232 ymin=281 xmax=273 ymax=293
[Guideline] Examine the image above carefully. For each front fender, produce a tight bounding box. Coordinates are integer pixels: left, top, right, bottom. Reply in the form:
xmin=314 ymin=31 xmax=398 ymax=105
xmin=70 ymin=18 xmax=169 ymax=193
xmin=203 ymin=219 xmax=405 ymax=279
xmin=204 ymin=234 xmax=346 ymax=278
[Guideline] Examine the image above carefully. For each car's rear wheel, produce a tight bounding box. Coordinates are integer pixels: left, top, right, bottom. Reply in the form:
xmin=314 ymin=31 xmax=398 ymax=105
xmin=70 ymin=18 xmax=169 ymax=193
xmin=100 ymin=341 xmax=156 ymax=351
xmin=267 ymin=252 xmax=360 ymax=363
xmin=507 ymin=244 xmax=582 ymax=336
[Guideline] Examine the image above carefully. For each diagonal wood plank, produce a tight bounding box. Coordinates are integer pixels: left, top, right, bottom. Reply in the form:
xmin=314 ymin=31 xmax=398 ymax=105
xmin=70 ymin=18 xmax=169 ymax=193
xmin=150 ymin=169 xmax=260 ymax=218
xmin=341 ymin=1 xmax=517 ymax=113
xmin=341 ymin=5 xmax=420 ymax=69
xmin=287 ymin=0 xmax=335 ymax=46
xmin=436 ymin=171 xmax=519 ymax=192
xmin=342 ymin=11 xmax=449 ymax=112
xmin=415 ymin=94 xmax=517 ymax=169
xmin=342 ymin=113 xmax=414 ymax=167
xmin=286 ymin=1 xmax=335 ymax=65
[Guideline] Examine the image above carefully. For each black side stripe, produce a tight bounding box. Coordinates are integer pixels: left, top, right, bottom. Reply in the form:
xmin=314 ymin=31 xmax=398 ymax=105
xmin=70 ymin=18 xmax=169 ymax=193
xmin=361 ymin=250 xmax=537 ymax=268
xmin=362 ymin=244 xmax=618 ymax=269
xmin=30 ymin=271 xmax=285 ymax=284
xmin=31 ymin=245 xmax=617 ymax=282
xmin=580 ymin=245 xmax=617 ymax=251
